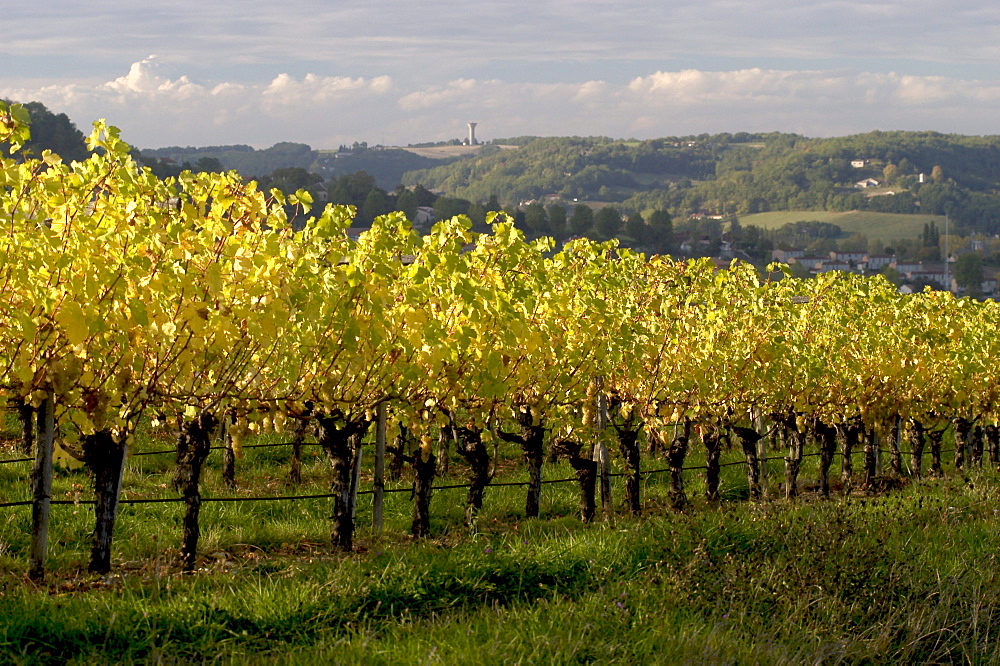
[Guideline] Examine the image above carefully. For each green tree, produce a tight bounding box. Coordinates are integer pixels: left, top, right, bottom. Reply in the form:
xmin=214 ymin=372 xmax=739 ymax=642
xmin=361 ymin=188 xmax=390 ymax=225
xmin=342 ymin=171 xmax=377 ymax=204
xmin=413 ymin=184 xmax=438 ymax=207
xmin=883 ymin=163 xmax=899 ymax=183
xmin=569 ymin=204 xmax=593 ymax=236
xmin=434 ymin=196 xmax=471 ymax=221
xmin=396 ymin=189 xmax=419 ymax=220
xmin=593 ymin=206 xmax=622 ymax=240
xmin=647 ymin=209 xmax=673 ymax=253
xmin=624 ymin=212 xmax=647 ymax=244
xmin=194 ymin=157 xmax=224 ymax=173
xmin=523 ymin=202 xmax=550 ymax=235
xmin=548 ymin=204 xmax=568 ymax=239
xmin=954 ymin=253 xmax=984 ymax=294
xmin=466 ymin=202 xmax=489 ymax=232
xmin=923 ymin=221 xmax=940 ymax=247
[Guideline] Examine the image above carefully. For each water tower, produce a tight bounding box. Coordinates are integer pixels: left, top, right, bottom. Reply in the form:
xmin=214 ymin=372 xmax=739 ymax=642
xmin=467 ymin=122 xmax=478 ymax=145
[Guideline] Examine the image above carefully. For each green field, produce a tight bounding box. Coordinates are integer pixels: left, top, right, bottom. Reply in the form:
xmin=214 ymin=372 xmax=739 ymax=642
xmin=740 ymin=210 xmax=942 ymax=241
xmin=5 ymin=417 xmax=1000 ymax=663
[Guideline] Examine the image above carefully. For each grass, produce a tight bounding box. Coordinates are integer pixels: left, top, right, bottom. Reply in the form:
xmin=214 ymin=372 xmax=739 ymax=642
xmin=3 ymin=420 xmax=1000 ymax=663
xmin=740 ymin=210 xmax=944 ymax=241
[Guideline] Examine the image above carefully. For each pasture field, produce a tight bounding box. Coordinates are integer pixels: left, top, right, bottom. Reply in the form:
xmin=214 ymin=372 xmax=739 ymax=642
xmin=740 ymin=210 xmax=942 ymax=241
xmin=3 ymin=420 xmax=1000 ymax=664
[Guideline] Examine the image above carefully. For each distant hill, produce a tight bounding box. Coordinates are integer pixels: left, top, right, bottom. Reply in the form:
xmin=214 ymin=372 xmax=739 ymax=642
xmin=141 ymin=142 xmax=316 ymax=178
xmin=400 ymin=132 xmax=1000 ymax=236
xmin=1 ymin=100 xmax=89 ymax=162
xmin=14 ymin=98 xmax=1000 ymax=240
xmin=315 ymin=148 xmax=445 ymax=190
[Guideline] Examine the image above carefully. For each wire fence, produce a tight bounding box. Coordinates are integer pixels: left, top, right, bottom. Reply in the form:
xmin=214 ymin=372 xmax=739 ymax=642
xmin=0 ymin=437 xmax=968 ymax=510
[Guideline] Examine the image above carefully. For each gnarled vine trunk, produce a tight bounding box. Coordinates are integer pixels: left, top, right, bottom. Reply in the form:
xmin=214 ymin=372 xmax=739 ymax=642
xmin=316 ymin=413 xmax=371 ymax=551
xmin=500 ymin=412 xmax=546 ymax=518
xmin=451 ymin=424 xmax=490 ymax=530
xmin=928 ymin=426 xmax=945 ymax=477
xmin=953 ymin=417 xmax=973 ymax=471
xmin=703 ymin=427 xmax=723 ymax=502
xmin=556 ymin=440 xmax=597 ymax=523
xmin=615 ymin=418 xmax=643 ymax=515
xmin=815 ymin=421 xmax=838 ymax=498
xmin=288 ymin=414 xmax=311 ymax=485
xmin=411 ymin=446 xmax=436 ymax=538
xmin=732 ymin=425 xmax=763 ymax=501
xmin=841 ymin=418 xmax=863 ymax=496
xmin=971 ymin=425 xmax=984 ymax=467
xmin=776 ymin=415 xmax=805 ymax=499
xmin=387 ymin=425 xmax=409 ymax=482
xmin=174 ymin=410 xmax=219 ymax=572
xmin=82 ymin=430 xmax=128 ymax=575
xmin=985 ymin=425 xmax=1000 ymax=465
xmin=15 ymin=398 xmax=34 ymax=456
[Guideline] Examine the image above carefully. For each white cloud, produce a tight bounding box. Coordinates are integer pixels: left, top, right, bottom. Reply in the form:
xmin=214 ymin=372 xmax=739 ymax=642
xmin=6 ymin=58 xmax=1000 ymax=150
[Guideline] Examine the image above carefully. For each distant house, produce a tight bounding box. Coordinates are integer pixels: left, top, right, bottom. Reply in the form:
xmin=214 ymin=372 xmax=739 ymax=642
xmin=813 ymin=261 xmax=855 ymax=275
xmin=909 ymin=269 xmax=949 ymax=288
xmin=891 ymin=260 xmax=923 ymax=274
xmin=851 ymin=159 xmax=869 ymax=168
xmin=855 ymin=178 xmax=880 ymax=189
xmin=864 ymin=255 xmax=895 ymax=271
xmin=794 ymin=256 xmax=830 ymax=270
xmin=830 ymin=250 xmax=866 ymax=265
xmin=710 ymin=258 xmax=732 ymax=271
xmin=679 ymin=236 xmax=714 ymax=253
xmin=905 ymin=263 xmax=950 ymax=289
xmin=771 ymin=248 xmax=805 ymax=263
xmin=413 ymin=207 xmax=437 ymax=227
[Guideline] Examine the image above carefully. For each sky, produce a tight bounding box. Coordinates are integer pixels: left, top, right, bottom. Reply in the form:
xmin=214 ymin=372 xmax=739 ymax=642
xmin=4 ymin=1 xmax=1000 ymax=150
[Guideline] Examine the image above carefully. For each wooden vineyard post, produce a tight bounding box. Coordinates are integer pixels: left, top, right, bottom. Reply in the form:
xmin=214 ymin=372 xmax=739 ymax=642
xmin=349 ymin=433 xmax=363 ymax=521
xmin=29 ymin=396 xmax=55 ymax=581
xmin=595 ymin=377 xmax=611 ymax=513
xmin=889 ymin=416 xmax=903 ymax=477
xmin=908 ymin=420 xmax=926 ymax=478
xmin=704 ymin=425 xmax=723 ymax=502
xmin=756 ymin=413 xmax=768 ymax=501
xmin=863 ymin=427 xmax=878 ymax=490
xmin=221 ymin=415 xmax=236 ymax=491
xmin=373 ymin=403 xmax=386 ymax=531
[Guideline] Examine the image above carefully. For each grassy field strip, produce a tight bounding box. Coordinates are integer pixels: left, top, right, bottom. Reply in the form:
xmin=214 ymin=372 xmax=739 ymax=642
xmin=740 ymin=210 xmax=943 ymax=240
